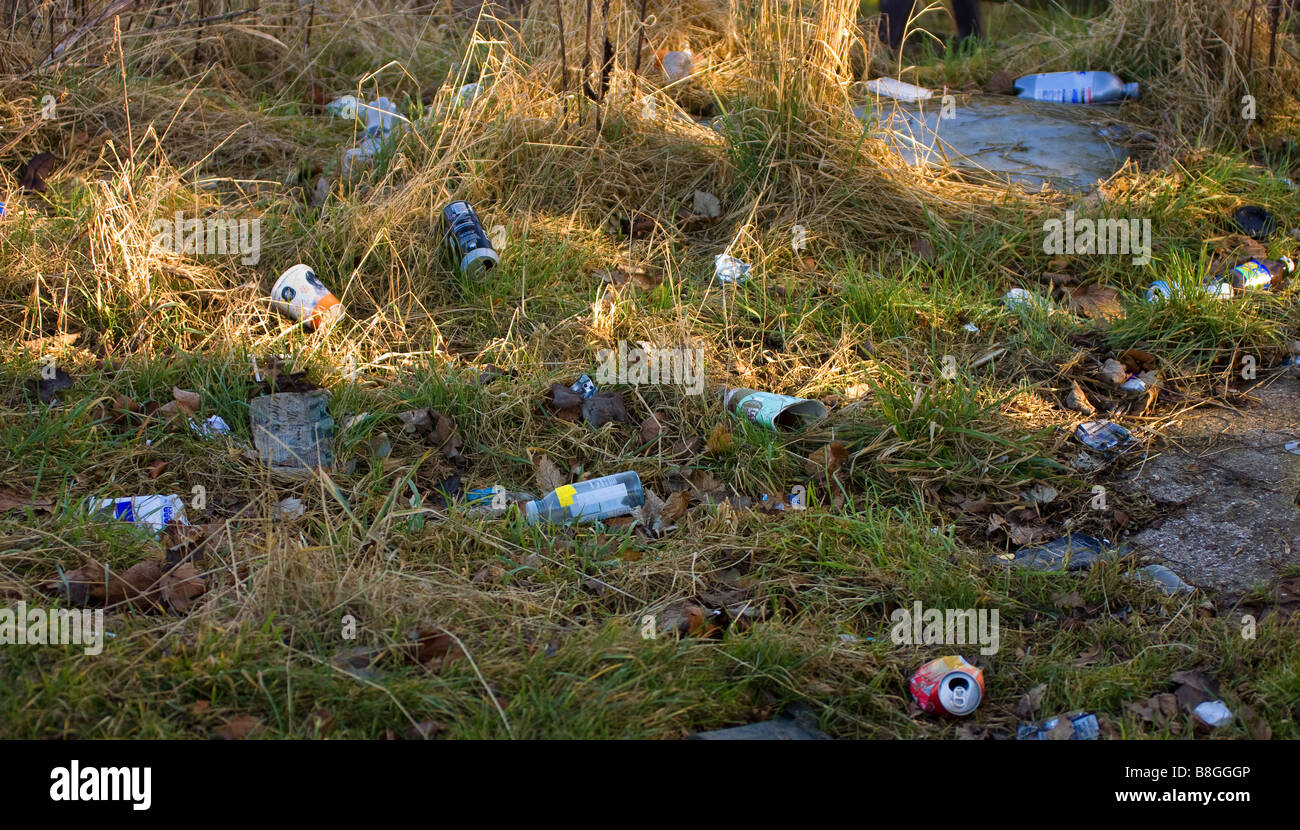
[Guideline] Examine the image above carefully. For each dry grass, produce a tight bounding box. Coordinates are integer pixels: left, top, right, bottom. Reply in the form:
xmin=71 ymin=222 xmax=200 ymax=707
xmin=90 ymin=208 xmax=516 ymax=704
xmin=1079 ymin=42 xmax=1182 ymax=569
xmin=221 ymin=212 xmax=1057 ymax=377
xmin=0 ymin=0 xmax=1298 ymax=739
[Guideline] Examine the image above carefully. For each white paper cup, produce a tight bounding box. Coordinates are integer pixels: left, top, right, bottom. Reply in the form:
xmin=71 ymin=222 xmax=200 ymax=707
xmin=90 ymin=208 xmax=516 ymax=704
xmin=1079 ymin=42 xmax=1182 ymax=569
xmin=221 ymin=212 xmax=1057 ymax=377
xmin=271 ymin=264 xmax=343 ymax=330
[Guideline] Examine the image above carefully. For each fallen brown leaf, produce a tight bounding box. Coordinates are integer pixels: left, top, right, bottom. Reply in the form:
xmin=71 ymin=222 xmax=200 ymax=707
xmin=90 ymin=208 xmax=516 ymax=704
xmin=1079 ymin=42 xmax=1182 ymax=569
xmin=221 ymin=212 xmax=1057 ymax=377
xmin=705 ymin=423 xmax=733 ymax=454
xmin=1066 ymin=283 xmax=1124 ymax=321
xmin=530 ymin=451 xmax=567 ymax=494
xmin=19 ymin=152 xmax=57 ymax=192
xmin=582 ymin=390 xmax=633 ymax=428
xmin=639 ymin=414 xmax=663 ymax=443
xmin=805 ymin=441 xmax=847 ymax=480
xmin=0 ymin=486 xmax=53 ymax=513
xmin=216 ymin=713 xmax=262 ymax=740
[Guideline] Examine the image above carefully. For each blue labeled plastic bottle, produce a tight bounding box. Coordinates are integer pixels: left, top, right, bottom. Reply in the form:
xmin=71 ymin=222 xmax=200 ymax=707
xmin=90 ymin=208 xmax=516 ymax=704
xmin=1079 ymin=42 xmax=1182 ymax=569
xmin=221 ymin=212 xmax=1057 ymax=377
xmin=1014 ymin=71 xmax=1139 ymax=103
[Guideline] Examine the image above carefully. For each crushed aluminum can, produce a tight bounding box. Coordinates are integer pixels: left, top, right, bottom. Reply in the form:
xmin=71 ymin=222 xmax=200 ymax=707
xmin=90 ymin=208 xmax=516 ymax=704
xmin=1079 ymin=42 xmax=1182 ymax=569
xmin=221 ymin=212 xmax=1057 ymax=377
xmin=570 ymin=373 xmax=597 ymax=400
xmin=1076 ymin=419 xmax=1132 ymax=452
xmin=84 ymin=494 xmax=188 ymax=532
xmin=714 ymin=254 xmax=750 ymax=285
xmin=910 ymin=655 xmax=984 ymax=717
xmin=1017 ymin=711 xmax=1100 ymax=740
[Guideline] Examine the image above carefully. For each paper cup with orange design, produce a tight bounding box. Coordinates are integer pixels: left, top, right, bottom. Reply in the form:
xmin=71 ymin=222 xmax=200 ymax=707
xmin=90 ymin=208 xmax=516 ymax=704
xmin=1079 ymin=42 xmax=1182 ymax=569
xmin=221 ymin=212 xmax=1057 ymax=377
xmin=271 ymin=264 xmax=343 ymax=331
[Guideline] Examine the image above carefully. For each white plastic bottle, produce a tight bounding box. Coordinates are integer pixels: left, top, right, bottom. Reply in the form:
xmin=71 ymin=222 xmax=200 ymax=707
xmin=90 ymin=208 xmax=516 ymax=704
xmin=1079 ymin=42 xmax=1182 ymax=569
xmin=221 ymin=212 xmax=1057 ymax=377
xmin=1013 ymin=71 xmax=1139 ymax=103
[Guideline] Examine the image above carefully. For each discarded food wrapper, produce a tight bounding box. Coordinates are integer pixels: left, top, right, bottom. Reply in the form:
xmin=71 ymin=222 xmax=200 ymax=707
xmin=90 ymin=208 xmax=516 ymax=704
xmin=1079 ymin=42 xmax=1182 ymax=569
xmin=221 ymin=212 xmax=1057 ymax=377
xmin=994 ymin=533 xmax=1122 ymax=572
xmin=657 ymin=49 xmax=694 ymax=83
xmin=570 ymin=373 xmax=597 ymax=400
xmin=723 ymin=387 xmax=828 ymax=430
xmin=456 ymin=82 xmax=482 ymax=108
xmin=714 ymin=254 xmax=750 ymax=285
xmin=325 ymin=95 xmax=360 ymax=119
xmin=190 ymin=414 xmax=231 ymax=438
xmin=1017 ymin=711 xmax=1100 ymax=740
xmin=249 ymin=389 xmax=334 ymax=472
xmin=1076 ymin=419 xmax=1132 ymax=452
xmin=1134 ymin=563 xmax=1193 ymax=595
xmin=341 ymin=97 xmax=401 ymax=175
xmin=1193 ymin=700 xmax=1233 ymax=728
xmin=1120 ymin=373 xmax=1152 ymax=394
xmin=84 ymin=494 xmax=188 ymax=532
xmin=865 ymin=77 xmax=933 ymax=102
xmin=963 ymin=322 xmax=979 ymax=333
xmin=1285 ymin=440 xmax=1300 ymax=455
xmin=271 ymin=264 xmax=344 ymax=330
xmin=909 ymin=655 xmax=984 ymax=717
xmin=1003 ymin=287 xmax=1049 ymax=310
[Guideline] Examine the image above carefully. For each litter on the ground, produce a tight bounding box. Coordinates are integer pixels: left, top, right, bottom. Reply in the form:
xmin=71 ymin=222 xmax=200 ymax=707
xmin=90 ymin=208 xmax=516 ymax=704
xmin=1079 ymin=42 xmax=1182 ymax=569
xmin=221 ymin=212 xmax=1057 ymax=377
xmin=657 ymin=49 xmax=694 ymax=83
xmin=325 ymin=95 xmax=359 ymax=119
xmin=910 ymin=655 xmax=984 ymax=717
xmin=994 ymin=533 xmax=1121 ymax=572
xmin=714 ymin=253 xmax=750 ymax=284
xmin=1013 ymin=71 xmax=1139 ymax=103
xmin=270 ymin=264 xmax=344 ymax=330
xmin=525 ymin=471 xmax=644 ymax=525
xmin=190 ymin=414 xmax=231 ymax=438
xmin=1076 ymin=420 xmax=1133 ymax=452
xmin=723 ymin=387 xmax=828 ymax=430
xmin=570 ymin=374 xmax=597 ymax=400
xmin=249 ymin=389 xmax=335 ymax=473
xmin=1193 ymin=700 xmax=1233 ymax=728
xmin=865 ymin=77 xmax=933 ymax=102
xmin=441 ymin=200 xmax=499 ymax=277
xmin=1233 ymin=205 xmax=1277 ymax=240
xmin=84 ymin=494 xmax=188 ymax=532
xmin=341 ymin=97 xmax=401 ymax=175
xmin=1017 ymin=711 xmax=1100 ymax=740
xmin=1135 ymin=563 xmax=1194 ymax=595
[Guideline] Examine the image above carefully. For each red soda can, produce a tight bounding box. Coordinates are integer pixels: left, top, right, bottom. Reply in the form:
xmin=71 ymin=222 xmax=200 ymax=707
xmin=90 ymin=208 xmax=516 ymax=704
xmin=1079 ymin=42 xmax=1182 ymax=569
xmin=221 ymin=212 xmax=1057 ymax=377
xmin=909 ymin=655 xmax=984 ymax=716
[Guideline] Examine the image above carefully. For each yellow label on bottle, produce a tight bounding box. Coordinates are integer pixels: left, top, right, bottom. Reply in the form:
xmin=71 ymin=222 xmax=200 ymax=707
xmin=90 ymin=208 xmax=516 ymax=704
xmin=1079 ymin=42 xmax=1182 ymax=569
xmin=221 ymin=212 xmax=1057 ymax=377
xmin=556 ymin=485 xmax=577 ymax=507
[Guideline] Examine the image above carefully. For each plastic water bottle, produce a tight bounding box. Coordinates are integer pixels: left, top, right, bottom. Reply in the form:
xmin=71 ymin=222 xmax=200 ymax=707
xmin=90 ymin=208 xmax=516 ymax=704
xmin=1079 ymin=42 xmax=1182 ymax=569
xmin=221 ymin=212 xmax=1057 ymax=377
xmin=524 ymin=472 xmax=645 ymax=524
xmin=1014 ymin=71 xmax=1139 ymax=103
xmin=1148 ymin=256 xmax=1295 ymax=301
xmin=1146 ymin=278 xmax=1231 ymax=302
